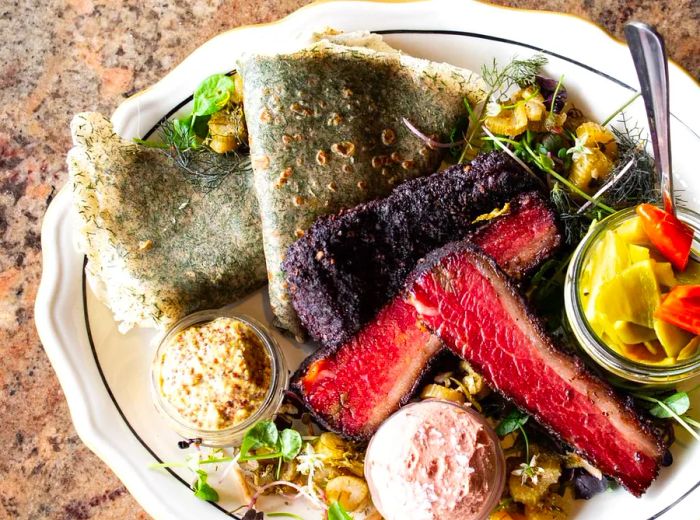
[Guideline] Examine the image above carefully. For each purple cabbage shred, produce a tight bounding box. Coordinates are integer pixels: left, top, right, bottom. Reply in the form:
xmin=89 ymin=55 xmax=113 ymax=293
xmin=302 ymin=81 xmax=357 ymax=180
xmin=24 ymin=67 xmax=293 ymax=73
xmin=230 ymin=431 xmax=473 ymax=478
xmin=536 ymin=75 xmax=567 ymax=113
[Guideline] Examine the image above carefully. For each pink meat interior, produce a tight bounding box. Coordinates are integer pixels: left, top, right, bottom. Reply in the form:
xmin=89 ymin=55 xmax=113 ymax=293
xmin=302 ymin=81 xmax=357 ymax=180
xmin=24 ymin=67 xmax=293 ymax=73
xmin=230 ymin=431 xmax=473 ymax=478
xmin=409 ymin=247 xmax=661 ymax=495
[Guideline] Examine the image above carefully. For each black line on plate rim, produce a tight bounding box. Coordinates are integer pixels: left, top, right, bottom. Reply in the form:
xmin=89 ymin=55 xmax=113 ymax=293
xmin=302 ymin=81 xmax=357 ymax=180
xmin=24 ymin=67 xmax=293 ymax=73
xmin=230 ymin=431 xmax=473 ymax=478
xmin=376 ymin=28 xmax=633 ymax=89
xmin=83 ymin=258 xmax=240 ymax=519
xmin=142 ymin=95 xmax=194 ymax=140
xmin=141 ymin=30 xmax=699 ymax=144
xmin=647 ymin=478 xmax=700 ymax=520
xmin=375 ymin=29 xmax=700 ymax=141
xmin=94 ymin=29 xmax=700 ymax=519
xmin=142 ymin=70 xmax=237 ymax=140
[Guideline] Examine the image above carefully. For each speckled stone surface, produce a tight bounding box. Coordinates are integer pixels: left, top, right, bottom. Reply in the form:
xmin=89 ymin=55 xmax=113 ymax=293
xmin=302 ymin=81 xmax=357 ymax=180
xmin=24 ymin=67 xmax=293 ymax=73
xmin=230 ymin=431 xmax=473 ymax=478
xmin=0 ymin=0 xmax=697 ymax=518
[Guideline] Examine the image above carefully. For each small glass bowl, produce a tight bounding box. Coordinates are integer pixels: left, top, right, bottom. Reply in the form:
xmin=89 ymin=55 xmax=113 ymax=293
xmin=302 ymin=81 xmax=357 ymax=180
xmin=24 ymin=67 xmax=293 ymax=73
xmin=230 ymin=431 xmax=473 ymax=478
xmin=364 ymin=400 xmax=506 ymax=520
xmin=564 ymin=206 xmax=700 ymax=386
xmin=150 ymin=309 xmax=288 ymax=447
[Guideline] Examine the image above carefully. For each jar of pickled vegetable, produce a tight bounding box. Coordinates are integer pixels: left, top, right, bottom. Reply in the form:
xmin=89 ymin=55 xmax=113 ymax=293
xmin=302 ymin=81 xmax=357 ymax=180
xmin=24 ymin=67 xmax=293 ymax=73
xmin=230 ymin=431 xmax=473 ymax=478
xmin=564 ymin=206 xmax=700 ymax=385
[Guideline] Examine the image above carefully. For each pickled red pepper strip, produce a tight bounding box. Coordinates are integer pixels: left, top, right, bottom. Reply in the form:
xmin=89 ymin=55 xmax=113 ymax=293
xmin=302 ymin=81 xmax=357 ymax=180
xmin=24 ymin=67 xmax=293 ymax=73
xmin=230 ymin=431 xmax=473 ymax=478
xmin=636 ymin=203 xmax=694 ymax=271
xmin=655 ymin=285 xmax=700 ymax=335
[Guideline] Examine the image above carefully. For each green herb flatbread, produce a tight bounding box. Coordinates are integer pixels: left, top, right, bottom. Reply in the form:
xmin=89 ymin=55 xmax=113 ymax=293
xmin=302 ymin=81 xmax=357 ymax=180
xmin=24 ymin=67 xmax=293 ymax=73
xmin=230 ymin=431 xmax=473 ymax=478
xmin=68 ymin=112 xmax=266 ymax=332
xmin=239 ymin=32 xmax=486 ymax=336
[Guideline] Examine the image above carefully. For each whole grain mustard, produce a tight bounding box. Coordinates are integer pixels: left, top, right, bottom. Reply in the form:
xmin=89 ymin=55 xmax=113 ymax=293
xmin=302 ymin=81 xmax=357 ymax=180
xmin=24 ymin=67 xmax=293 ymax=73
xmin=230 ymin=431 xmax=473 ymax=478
xmin=157 ymin=317 xmax=272 ymax=430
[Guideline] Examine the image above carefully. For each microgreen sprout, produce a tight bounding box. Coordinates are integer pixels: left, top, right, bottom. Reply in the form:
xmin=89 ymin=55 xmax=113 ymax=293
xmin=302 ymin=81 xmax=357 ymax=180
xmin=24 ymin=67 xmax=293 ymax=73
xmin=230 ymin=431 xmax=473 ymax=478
xmin=547 ymin=75 xmax=565 ymax=118
xmin=576 ymin=157 xmax=635 ymax=214
xmin=480 ymin=125 xmax=541 ymax=184
xmin=193 ymin=469 xmax=220 ymax=502
xmin=497 ymin=410 xmax=546 ymax=486
xmin=327 ymin=501 xmax=354 ymax=520
xmin=148 ymin=446 xmax=237 ymax=502
xmin=521 ymin=139 xmax=615 ymax=214
xmin=496 ymin=408 xmax=545 ymax=487
xmin=238 ymin=420 xmax=303 ymax=478
xmin=632 ymin=388 xmax=700 ymax=442
xmin=601 ymin=92 xmax=642 ymax=127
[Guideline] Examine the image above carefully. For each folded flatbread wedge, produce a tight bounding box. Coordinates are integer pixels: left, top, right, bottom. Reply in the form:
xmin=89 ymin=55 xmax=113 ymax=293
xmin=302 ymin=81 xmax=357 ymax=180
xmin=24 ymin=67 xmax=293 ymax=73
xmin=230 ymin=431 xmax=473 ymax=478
xmin=67 ymin=112 xmax=266 ymax=332
xmin=239 ymin=32 xmax=486 ymax=336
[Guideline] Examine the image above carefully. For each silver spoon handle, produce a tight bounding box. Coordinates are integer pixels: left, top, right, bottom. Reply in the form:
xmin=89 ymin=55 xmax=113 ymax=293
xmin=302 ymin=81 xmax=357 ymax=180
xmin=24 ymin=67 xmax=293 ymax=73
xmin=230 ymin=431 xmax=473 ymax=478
xmin=624 ymin=22 xmax=675 ymax=215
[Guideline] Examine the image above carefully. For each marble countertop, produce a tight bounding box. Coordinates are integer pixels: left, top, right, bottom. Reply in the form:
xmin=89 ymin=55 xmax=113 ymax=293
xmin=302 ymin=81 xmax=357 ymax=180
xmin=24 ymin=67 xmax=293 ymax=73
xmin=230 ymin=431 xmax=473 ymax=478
xmin=1 ymin=0 xmax=697 ymax=518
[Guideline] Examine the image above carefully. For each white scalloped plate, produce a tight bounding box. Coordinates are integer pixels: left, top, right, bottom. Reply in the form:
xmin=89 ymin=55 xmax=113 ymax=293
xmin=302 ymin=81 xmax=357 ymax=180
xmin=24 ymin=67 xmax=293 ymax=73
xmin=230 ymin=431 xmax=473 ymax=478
xmin=36 ymin=1 xmax=700 ymax=519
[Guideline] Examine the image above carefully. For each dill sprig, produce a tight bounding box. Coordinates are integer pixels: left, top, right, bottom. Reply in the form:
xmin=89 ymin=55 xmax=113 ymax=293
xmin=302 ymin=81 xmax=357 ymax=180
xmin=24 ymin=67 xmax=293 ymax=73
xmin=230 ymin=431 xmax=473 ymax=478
xmin=602 ymin=113 xmax=661 ymax=208
xmin=458 ymin=54 xmax=547 ymax=163
xmin=133 ymin=72 xmax=249 ymax=191
xmin=148 ymin=119 xmax=252 ymax=191
xmin=481 ymin=54 xmax=548 ymax=101
xmin=550 ymin=182 xmax=592 ymax=245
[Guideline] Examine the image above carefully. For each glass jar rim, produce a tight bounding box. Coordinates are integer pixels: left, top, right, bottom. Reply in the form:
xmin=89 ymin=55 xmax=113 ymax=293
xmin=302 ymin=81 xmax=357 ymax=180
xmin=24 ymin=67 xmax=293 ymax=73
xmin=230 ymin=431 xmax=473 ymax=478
xmin=364 ymin=399 xmax=506 ymax=520
xmin=564 ymin=205 xmax=700 ymax=384
xmin=150 ymin=309 xmax=287 ymax=445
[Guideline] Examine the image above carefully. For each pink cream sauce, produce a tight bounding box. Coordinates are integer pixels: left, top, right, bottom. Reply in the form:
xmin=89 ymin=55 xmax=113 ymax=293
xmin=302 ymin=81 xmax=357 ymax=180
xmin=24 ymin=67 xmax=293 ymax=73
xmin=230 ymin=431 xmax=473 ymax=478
xmin=365 ymin=400 xmax=504 ymax=520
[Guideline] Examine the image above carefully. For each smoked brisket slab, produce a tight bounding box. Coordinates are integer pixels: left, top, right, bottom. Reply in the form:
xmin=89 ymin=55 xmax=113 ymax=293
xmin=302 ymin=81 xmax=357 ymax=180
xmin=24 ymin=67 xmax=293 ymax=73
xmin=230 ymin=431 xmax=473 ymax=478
xmin=292 ymin=192 xmax=561 ymax=439
xmin=407 ymin=242 xmax=663 ymax=496
xmin=283 ymin=152 xmax=538 ymax=348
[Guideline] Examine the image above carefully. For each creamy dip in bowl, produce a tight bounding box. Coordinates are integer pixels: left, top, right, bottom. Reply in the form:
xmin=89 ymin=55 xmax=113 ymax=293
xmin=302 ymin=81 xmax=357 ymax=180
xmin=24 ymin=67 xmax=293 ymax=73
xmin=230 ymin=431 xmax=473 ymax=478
xmin=364 ymin=399 xmax=505 ymax=520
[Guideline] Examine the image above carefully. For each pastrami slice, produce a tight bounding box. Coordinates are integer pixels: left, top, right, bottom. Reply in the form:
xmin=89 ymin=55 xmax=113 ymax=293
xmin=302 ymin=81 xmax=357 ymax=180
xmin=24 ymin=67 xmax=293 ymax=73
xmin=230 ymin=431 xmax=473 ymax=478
xmin=407 ymin=242 xmax=663 ymax=496
xmin=292 ymin=192 xmax=561 ymax=440
xmin=470 ymin=191 xmax=561 ymax=281
xmin=294 ymin=298 xmax=441 ymax=439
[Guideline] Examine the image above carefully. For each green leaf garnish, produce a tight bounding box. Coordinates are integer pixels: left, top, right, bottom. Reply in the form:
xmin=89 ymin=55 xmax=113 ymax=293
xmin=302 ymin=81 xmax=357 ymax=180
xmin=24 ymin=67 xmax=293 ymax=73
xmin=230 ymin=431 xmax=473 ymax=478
xmin=648 ymin=392 xmax=690 ymax=418
xmin=547 ymin=75 xmax=565 ymax=116
xmin=132 ymin=72 xmax=250 ymax=191
xmin=633 ymin=389 xmax=700 ymax=442
xmin=280 ymin=428 xmax=303 ymax=461
xmin=497 ymin=409 xmax=533 ymax=466
xmin=239 ymin=420 xmax=280 ymax=460
xmin=172 ymin=116 xmax=199 ymax=150
xmin=192 ymin=74 xmax=236 ymax=119
xmin=193 ymin=469 xmax=220 ymax=502
xmin=327 ymin=501 xmax=353 ymax=520
xmin=496 ymin=409 xmax=529 ymax=436
xmin=238 ymin=420 xmax=304 ymax=473
xmin=191 ymin=114 xmax=212 ymax=139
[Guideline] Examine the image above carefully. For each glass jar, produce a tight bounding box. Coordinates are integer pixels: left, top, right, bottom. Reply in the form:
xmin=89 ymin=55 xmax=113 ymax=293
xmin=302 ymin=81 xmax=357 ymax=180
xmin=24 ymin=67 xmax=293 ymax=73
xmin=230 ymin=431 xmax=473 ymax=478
xmin=564 ymin=206 xmax=700 ymax=386
xmin=150 ymin=309 xmax=288 ymax=447
xmin=364 ymin=400 xmax=505 ymax=520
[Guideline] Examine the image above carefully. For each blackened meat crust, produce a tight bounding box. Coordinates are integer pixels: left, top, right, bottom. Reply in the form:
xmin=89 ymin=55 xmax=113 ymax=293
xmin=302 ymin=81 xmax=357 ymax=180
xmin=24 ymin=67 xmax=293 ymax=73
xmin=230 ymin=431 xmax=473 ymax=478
xmin=283 ymin=151 xmax=538 ymax=347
